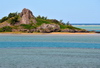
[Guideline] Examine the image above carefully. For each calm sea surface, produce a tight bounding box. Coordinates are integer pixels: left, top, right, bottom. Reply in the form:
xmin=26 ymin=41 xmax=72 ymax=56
xmin=0 ymin=34 xmax=100 ymax=48
xmin=0 ymin=34 xmax=100 ymax=68
xmin=73 ymin=25 xmax=100 ymax=32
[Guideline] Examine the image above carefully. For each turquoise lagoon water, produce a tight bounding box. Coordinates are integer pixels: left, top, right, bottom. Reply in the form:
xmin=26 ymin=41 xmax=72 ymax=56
xmin=0 ymin=34 xmax=100 ymax=68
xmin=73 ymin=25 xmax=100 ymax=32
xmin=0 ymin=34 xmax=100 ymax=48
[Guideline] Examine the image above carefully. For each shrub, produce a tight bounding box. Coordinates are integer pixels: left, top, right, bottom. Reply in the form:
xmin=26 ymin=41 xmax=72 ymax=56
xmin=8 ymin=15 xmax=19 ymax=25
xmin=20 ymin=24 xmax=37 ymax=29
xmin=66 ymin=25 xmax=81 ymax=30
xmin=36 ymin=15 xmax=47 ymax=20
xmin=0 ymin=16 xmax=8 ymax=23
xmin=36 ymin=18 xmax=50 ymax=26
xmin=0 ymin=26 xmax=12 ymax=32
xmin=8 ymin=12 xmax=18 ymax=18
xmin=0 ymin=12 xmax=19 ymax=23
xmin=60 ymin=25 xmax=67 ymax=29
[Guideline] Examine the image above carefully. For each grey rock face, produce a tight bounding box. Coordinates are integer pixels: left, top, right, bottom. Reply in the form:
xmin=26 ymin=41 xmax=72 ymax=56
xmin=20 ymin=8 xmax=37 ymax=24
xmin=37 ymin=23 xmax=60 ymax=33
xmin=61 ymin=29 xmax=88 ymax=33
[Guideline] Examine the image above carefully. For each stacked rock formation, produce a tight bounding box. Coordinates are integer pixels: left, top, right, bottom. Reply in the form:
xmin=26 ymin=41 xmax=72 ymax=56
xmin=20 ymin=8 xmax=37 ymax=24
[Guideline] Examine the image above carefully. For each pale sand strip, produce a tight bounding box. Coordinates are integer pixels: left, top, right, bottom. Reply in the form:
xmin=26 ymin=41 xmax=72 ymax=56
xmin=0 ymin=32 xmax=96 ymax=35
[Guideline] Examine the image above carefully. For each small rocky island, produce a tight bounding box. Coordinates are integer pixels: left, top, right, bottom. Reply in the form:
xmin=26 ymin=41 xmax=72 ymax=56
xmin=0 ymin=8 xmax=88 ymax=33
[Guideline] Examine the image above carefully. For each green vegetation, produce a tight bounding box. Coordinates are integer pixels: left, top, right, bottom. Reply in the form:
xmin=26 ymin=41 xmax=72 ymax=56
xmin=66 ymin=25 xmax=81 ymax=30
xmin=0 ymin=26 xmax=12 ymax=32
xmin=36 ymin=18 xmax=50 ymax=26
xmin=0 ymin=11 xmax=84 ymax=33
xmin=60 ymin=25 xmax=67 ymax=29
xmin=36 ymin=15 xmax=47 ymax=20
xmin=20 ymin=24 xmax=37 ymax=30
xmin=35 ymin=15 xmax=81 ymax=30
xmin=8 ymin=15 xmax=19 ymax=25
xmin=0 ymin=12 xmax=19 ymax=25
xmin=8 ymin=12 xmax=18 ymax=18
xmin=0 ymin=16 xmax=8 ymax=23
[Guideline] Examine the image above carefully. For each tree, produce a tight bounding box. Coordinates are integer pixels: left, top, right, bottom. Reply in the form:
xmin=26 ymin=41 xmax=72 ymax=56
xmin=59 ymin=20 xmax=65 ymax=25
xmin=9 ymin=15 xmax=19 ymax=25
xmin=0 ymin=16 xmax=8 ymax=23
xmin=42 ymin=16 xmax=45 ymax=19
xmin=37 ymin=15 xmax=47 ymax=20
xmin=66 ymin=21 xmax=71 ymax=26
xmin=37 ymin=15 xmax=41 ymax=19
xmin=0 ymin=26 xmax=12 ymax=32
xmin=8 ymin=12 xmax=18 ymax=18
xmin=60 ymin=20 xmax=63 ymax=23
xmin=44 ymin=16 xmax=47 ymax=20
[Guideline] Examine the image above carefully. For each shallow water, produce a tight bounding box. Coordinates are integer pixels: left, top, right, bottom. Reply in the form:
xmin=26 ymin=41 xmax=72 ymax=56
xmin=73 ymin=25 xmax=100 ymax=32
xmin=0 ymin=48 xmax=100 ymax=68
xmin=0 ymin=34 xmax=100 ymax=48
xmin=0 ymin=34 xmax=100 ymax=68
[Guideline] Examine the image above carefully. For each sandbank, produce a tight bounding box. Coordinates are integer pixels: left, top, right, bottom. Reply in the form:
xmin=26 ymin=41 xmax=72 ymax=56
xmin=0 ymin=32 xmax=97 ymax=35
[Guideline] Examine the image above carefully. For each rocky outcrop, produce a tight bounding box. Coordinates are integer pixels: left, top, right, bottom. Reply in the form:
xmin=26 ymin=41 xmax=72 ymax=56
xmin=61 ymin=29 xmax=88 ymax=33
xmin=20 ymin=8 xmax=37 ymax=24
xmin=37 ymin=23 xmax=60 ymax=33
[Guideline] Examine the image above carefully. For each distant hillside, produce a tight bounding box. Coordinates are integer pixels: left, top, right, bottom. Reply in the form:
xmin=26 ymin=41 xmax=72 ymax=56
xmin=0 ymin=8 xmax=88 ymax=33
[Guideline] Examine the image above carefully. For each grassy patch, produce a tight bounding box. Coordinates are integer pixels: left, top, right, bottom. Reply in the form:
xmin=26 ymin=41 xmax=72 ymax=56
xmin=66 ymin=26 xmax=81 ymax=30
xmin=20 ymin=24 xmax=37 ymax=29
xmin=60 ymin=25 xmax=67 ymax=29
xmin=36 ymin=18 xmax=51 ymax=26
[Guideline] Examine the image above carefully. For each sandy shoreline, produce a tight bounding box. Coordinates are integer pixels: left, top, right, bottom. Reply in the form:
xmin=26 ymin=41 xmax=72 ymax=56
xmin=0 ymin=32 xmax=97 ymax=35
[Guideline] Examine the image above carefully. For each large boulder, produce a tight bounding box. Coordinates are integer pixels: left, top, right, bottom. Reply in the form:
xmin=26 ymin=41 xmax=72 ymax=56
xmin=20 ymin=8 xmax=37 ymax=24
xmin=37 ymin=23 xmax=60 ymax=33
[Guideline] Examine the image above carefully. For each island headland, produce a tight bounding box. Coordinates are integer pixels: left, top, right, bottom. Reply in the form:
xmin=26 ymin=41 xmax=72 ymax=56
xmin=0 ymin=8 xmax=95 ymax=34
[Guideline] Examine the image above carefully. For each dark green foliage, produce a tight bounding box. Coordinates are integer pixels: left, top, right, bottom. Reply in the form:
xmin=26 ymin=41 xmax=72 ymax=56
xmin=9 ymin=15 xmax=19 ymax=25
xmin=0 ymin=26 xmax=12 ymax=32
xmin=36 ymin=15 xmax=47 ymax=20
xmin=7 ymin=12 xmax=19 ymax=25
xmin=8 ymin=12 xmax=18 ymax=18
xmin=51 ymin=19 xmax=59 ymax=24
xmin=66 ymin=21 xmax=71 ymax=26
xmin=0 ymin=12 xmax=19 ymax=24
xmin=36 ymin=15 xmax=41 ymax=19
xmin=20 ymin=24 xmax=37 ymax=29
xmin=0 ymin=16 xmax=8 ymax=23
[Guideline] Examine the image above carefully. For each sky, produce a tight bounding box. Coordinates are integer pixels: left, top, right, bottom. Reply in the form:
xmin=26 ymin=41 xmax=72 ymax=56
xmin=0 ymin=0 xmax=100 ymax=24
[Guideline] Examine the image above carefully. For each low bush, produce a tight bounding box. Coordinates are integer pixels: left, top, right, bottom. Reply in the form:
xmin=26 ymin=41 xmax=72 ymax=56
xmin=0 ymin=26 xmax=12 ymax=32
xmin=20 ymin=24 xmax=37 ymax=29
xmin=0 ymin=16 xmax=8 ymax=23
